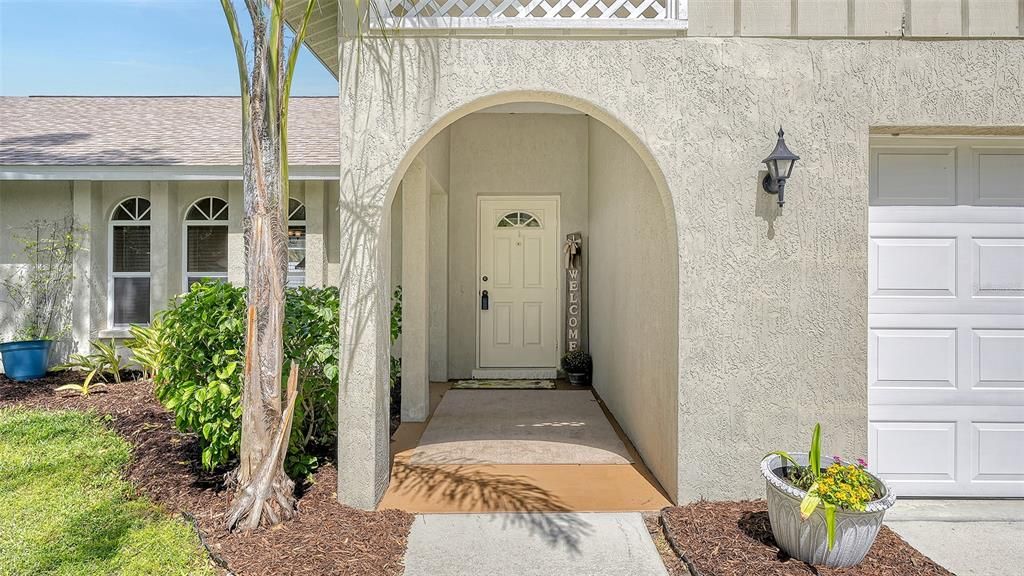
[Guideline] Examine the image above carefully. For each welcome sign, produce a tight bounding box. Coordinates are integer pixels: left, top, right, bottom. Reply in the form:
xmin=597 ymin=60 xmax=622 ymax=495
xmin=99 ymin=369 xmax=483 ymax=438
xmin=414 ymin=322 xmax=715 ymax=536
xmin=564 ymin=232 xmax=583 ymax=353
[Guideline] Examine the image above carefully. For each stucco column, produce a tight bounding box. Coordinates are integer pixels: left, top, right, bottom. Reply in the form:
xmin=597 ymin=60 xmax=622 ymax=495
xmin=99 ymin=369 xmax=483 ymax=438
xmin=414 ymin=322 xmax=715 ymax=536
xmin=71 ymin=180 xmax=92 ymax=353
xmin=401 ymin=159 xmax=430 ymax=422
xmin=303 ymin=180 xmax=327 ymax=287
xmin=337 ymin=12 xmax=392 ymax=508
xmin=149 ymin=181 xmax=171 ymax=317
xmin=335 ymin=169 xmax=390 ymax=510
xmin=428 ymin=181 xmax=448 ymax=382
xmin=227 ymin=180 xmax=245 ymax=285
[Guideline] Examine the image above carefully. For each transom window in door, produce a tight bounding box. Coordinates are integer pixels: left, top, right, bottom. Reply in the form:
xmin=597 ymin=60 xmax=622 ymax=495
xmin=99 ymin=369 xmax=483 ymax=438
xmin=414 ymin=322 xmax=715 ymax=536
xmin=287 ymin=198 xmax=306 ymax=287
xmin=184 ymin=197 xmax=229 ymax=290
xmin=497 ymin=211 xmax=541 ymax=228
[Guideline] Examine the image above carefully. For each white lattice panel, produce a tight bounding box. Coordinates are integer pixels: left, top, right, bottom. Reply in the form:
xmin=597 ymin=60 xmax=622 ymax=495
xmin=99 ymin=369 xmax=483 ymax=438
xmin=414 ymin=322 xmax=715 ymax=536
xmin=381 ymin=0 xmax=671 ymax=19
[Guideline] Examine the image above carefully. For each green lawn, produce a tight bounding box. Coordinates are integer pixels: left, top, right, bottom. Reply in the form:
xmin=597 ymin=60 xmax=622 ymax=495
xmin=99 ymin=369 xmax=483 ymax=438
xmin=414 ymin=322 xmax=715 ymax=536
xmin=0 ymin=408 xmax=214 ymax=576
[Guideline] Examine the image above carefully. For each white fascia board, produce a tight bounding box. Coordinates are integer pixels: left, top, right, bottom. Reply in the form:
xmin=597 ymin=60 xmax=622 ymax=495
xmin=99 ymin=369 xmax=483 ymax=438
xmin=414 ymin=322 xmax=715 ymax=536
xmin=0 ymin=165 xmax=340 ymax=181
xmin=372 ymin=16 xmax=688 ymax=37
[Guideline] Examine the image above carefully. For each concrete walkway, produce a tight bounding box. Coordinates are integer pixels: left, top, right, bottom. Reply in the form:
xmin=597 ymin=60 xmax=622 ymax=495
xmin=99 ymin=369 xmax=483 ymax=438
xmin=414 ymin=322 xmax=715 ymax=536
xmin=403 ymin=512 xmax=668 ymax=576
xmin=885 ymin=500 xmax=1024 ymax=576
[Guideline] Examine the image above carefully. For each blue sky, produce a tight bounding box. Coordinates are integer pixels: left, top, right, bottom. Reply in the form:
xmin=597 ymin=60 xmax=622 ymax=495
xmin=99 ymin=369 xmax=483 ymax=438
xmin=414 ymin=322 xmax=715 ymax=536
xmin=0 ymin=0 xmax=338 ymax=96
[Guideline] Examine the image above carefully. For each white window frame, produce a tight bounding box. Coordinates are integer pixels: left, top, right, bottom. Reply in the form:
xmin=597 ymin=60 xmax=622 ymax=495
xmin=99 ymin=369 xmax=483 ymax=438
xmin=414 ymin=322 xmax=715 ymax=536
xmin=182 ymin=196 xmax=229 ymax=291
xmin=108 ymin=196 xmax=152 ymax=328
xmin=287 ymin=198 xmax=306 ymax=287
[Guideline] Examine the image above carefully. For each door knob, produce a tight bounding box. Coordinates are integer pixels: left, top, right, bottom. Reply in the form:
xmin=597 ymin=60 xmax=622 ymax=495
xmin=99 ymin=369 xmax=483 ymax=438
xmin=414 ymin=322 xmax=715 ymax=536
xmin=481 ymin=290 xmax=489 ymax=310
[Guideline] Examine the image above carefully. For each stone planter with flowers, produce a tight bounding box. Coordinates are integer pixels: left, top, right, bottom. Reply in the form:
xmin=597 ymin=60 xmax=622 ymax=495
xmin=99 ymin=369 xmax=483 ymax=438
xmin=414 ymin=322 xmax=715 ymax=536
xmin=761 ymin=424 xmax=896 ymax=568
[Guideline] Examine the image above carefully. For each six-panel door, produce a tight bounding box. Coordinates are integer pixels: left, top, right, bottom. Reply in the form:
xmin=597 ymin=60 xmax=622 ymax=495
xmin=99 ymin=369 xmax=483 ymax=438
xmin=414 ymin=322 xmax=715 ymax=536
xmin=478 ymin=198 xmax=559 ymax=369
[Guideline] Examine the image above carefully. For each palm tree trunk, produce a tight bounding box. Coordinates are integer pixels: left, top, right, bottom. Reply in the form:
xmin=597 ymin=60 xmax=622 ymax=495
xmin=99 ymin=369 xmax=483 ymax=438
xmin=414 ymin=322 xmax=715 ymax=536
xmin=224 ymin=0 xmax=298 ymax=531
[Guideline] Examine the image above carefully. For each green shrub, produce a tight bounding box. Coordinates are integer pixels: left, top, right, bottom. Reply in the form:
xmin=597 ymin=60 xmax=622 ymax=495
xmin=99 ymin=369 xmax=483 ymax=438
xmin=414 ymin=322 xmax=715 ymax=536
xmin=126 ymin=322 xmax=166 ymax=381
xmin=55 ymin=339 xmax=125 ymax=395
xmin=142 ymin=282 xmax=339 ymax=477
xmin=284 ymin=286 xmax=340 ymax=473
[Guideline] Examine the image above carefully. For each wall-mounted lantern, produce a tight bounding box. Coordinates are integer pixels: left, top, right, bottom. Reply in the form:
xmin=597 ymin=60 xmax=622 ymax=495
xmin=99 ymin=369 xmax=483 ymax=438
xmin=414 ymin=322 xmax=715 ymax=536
xmin=761 ymin=127 xmax=800 ymax=207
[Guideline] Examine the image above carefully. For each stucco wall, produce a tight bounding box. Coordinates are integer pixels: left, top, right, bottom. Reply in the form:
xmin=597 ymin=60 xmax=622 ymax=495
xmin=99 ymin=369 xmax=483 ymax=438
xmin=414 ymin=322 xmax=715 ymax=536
xmin=337 ymin=35 xmax=1024 ymax=506
xmin=0 ymin=180 xmax=75 ymax=343
xmin=588 ymin=118 xmax=679 ymax=500
xmin=447 ymin=113 xmax=589 ymax=377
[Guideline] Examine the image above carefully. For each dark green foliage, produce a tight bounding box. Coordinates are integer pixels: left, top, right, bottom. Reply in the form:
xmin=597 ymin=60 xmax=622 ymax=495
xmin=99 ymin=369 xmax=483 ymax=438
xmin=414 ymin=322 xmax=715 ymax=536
xmin=389 ymin=282 xmax=401 ymax=393
xmin=390 ymin=286 xmax=402 ymax=345
xmin=560 ymin=350 xmax=592 ymax=374
xmin=146 ymin=282 xmax=339 ymax=477
xmin=283 ymin=285 xmax=340 ymax=474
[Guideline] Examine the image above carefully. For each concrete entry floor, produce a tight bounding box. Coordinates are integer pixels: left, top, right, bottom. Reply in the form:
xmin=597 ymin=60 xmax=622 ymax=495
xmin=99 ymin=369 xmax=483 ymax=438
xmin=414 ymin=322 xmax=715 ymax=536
xmin=380 ymin=382 xmax=672 ymax=513
xmin=408 ymin=389 xmax=633 ymax=465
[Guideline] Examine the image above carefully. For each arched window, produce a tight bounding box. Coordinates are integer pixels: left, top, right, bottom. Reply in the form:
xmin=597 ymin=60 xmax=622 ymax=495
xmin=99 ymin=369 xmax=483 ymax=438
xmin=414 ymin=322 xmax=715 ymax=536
xmin=109 ymin=197 xmax=151 ymax=326
xmin=287 ymin=198 xmax=306 ymax=287
xmin=183 ymin=197 xmax=229 ymax=290
xmin=497 ymin=211 xmax=541 ymax=228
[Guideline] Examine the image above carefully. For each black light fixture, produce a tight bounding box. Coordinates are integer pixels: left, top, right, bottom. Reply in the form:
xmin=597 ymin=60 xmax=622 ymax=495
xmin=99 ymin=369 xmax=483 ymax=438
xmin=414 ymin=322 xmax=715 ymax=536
xmin=761 ymin=127 xmax=800 ymax=207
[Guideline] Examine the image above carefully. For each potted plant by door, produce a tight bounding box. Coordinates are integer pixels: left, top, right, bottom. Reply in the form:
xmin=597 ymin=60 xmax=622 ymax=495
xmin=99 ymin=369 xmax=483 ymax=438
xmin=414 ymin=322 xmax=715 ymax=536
xmin=761 ymin=424 xmax=896 ymax=568
xmin=0 ymin=218 xmax=83 ymax=381
xmin=560 ymin=350 xmax=592 ymax=386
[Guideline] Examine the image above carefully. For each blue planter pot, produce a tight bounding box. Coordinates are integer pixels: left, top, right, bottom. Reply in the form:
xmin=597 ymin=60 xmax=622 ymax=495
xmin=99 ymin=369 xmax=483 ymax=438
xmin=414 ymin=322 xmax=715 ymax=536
xmin=0 ymin=339 xmax=53 ymax=381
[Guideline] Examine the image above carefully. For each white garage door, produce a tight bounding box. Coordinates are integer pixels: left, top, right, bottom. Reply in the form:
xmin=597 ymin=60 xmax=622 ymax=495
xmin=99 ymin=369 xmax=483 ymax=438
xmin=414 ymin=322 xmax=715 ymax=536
xmin=868 ymin=137 xmax=1024 ymax=497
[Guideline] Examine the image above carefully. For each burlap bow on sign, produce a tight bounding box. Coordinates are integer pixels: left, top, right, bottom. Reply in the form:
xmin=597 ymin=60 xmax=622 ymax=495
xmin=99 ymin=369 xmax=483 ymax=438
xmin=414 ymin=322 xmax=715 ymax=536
xmin=563 ymin=237 xmax=582 ymax=269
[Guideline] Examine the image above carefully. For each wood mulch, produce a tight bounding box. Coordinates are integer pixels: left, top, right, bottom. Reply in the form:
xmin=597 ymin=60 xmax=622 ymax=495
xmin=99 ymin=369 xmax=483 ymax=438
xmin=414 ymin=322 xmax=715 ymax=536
xmin=659 ymin=500 xmax=953 ymax=576
xmin=0 ymin=373 xmax=413 ymax=576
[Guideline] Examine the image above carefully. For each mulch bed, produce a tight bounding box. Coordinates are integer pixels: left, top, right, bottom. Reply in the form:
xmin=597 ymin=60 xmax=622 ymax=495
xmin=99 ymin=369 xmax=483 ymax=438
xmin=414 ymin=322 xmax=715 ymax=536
xmin=0 ymin=373 xmax=413 ymax=576
xmin=644 ymin=512 xmax=692 ymax=576
xmin=660 ymin=500 xmax=953 ymax=576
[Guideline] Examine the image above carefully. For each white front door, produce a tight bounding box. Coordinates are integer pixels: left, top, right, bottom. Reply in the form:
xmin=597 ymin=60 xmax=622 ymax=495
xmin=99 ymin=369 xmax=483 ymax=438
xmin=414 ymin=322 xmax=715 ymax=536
xmin=868 ymin=137 xmax=1024 ymax=497
xmin=478 ymin=198 xmax=559 ymax=369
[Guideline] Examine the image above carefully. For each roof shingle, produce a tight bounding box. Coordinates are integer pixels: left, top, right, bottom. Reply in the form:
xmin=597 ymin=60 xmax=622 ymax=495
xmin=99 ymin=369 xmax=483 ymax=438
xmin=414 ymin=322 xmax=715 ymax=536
xmin=0 ymin=96 xmax=338 ymax=166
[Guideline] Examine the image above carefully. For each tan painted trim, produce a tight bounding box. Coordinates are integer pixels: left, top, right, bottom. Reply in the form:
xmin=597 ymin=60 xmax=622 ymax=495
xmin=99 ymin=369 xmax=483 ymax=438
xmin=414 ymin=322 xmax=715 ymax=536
xmin=903 ymin=0 xmax=912 ymax=36
xmin=791 ymin=0 xmax=799 ymax=36
xmin=870 ymin=126 xmax=1024 ymax=136
xmin=961 ymin=0 xmax=970 ymax=36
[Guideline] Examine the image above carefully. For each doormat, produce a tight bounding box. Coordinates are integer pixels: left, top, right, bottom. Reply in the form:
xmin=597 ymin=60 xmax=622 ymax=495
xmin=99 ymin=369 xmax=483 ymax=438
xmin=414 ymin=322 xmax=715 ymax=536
xmin=450 ymin=379 xmax=555 ymax=390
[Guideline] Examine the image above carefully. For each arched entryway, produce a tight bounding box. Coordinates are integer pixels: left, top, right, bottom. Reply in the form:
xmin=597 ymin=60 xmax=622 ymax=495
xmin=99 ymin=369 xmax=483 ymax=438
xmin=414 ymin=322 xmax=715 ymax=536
xmin=347 ymin=92 xmax=680 ymax=510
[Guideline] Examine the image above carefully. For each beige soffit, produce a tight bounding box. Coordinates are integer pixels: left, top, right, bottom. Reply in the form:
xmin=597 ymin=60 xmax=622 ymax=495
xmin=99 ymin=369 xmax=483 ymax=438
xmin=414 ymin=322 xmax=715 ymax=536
xmin=285 ymin=0 xmax=340 ymax=78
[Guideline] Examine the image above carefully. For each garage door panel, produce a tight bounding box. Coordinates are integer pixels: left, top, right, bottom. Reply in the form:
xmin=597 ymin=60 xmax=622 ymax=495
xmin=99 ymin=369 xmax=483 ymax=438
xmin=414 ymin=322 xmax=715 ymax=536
xmin=872 ymin=147 xmax=957 ymax=205
xmin=870 ymin=237 xmax=957 ymax=298
xmin=869 ymin=220 xmax=1024 ymax=315
xmin=868 ymin=405 xmax=1024 ymax=497
xmin=973 ymin=238 xmax=1024 ymax=296
xmin=973 ymin=329 xmax=1024 ymax=389
xmin=869 ymin=421 xmax=958 ymax=483
xmin=974 ymin=148 xmax=1024 ymax=206
xmin=972 ymin=422 xmax=1024 ymax=482
xmin=870 ymin=315 xmax=1024 ymax=406
xmin=870 ymin=328 xmax=957 ymax=389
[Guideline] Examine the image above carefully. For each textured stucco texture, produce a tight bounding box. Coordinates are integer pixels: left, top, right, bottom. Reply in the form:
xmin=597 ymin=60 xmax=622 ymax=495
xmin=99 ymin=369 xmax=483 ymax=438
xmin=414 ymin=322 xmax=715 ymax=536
xmin=335 ymin=36 xmax=1024 ymax=506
